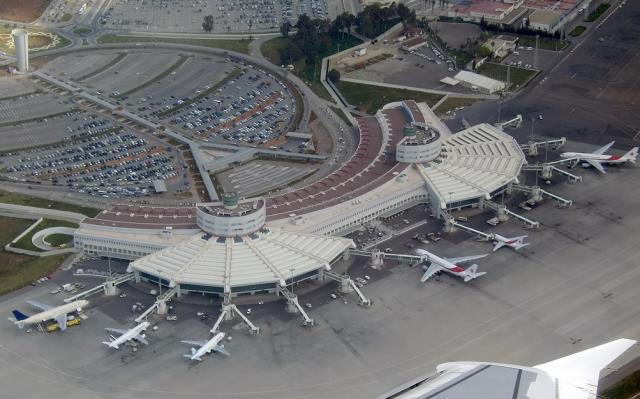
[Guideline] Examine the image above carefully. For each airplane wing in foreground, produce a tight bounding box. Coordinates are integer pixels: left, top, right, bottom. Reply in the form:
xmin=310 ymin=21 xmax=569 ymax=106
xmin=592 ymin=141 xmax=615 ymax=155
xmin=535 ymin=338 xmax=636 ymax=399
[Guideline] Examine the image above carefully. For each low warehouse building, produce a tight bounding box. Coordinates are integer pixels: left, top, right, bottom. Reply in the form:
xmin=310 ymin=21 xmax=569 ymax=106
xmin=454 ymin=70 xmax=506 ymax=94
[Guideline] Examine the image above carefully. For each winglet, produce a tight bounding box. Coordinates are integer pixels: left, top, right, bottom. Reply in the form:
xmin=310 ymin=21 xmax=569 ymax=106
xmin=535 ymin=339 xmax=636 ymax=398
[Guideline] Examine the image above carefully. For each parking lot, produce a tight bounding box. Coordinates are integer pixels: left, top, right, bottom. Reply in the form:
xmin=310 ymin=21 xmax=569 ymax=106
xmin=0 ymin=125 xmax=185 ymax=199
xmin=101 ymin=0 xmax=327 ymax=33
xmin=215 ymin=159 xmax=317 ymax=197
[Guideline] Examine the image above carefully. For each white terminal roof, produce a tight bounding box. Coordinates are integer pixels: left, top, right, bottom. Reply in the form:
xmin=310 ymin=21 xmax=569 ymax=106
xmin=129 ymin=228 xmax=354 ymax=291
xmin=417 ymin=123 xmax=525 ymax=207
xmin=440 ymin=77 xmax=460 ymax=86
xmin=454 ymin=70 xmax=506 ymax=92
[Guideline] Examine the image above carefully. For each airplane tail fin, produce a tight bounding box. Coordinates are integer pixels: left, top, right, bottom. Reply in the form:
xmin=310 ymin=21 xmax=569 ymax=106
xmin=535 ymin=339 xmax=636 ymax=398
xmin=101 ymin=341 xmax=116 ymax=348
xmin=623 ymin=147 xmax=638 ymax=163
xmin=11 ymin=310 xmax=29 ymax=321
xmin=463 ymin=265 xmax=487 ymax=282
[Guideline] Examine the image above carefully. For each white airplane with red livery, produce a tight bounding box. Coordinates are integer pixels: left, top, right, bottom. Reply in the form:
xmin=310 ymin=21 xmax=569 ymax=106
xmin=560 ymin=141 xmax=638 ymax=174
xmin=491 ymin=234 xmax=529 ymax=251
xmin=415 ymin=248 xmax=488 ymax=282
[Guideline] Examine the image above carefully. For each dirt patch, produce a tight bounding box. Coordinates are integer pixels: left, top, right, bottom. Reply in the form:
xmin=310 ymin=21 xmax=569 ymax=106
xmin=0 ymin=0 xmax=51 ymax=23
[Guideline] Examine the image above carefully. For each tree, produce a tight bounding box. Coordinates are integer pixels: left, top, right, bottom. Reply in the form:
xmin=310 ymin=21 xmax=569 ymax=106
xmin=280 ymin=21 xmax=291 ymax=37
xmin=327 ymin=69 xmax=341 ymax=83
xmin=202 ymin=15 xmax=214 ymax=32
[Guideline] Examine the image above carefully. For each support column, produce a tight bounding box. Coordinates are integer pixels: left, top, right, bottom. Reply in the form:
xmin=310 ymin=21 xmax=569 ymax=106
xmin=527 ymin=141 xmax=539 ymax=156
xmin=541 ymin=164 xmax=553 ymax=180
xmin=369 ymin=251 xmax=384 ymax=270
xmin=134 ymin=270 xmax=141 ymax=283
xmin=530 ymin=186 xmax=543 ymax=202
xmin=497 ymin=205 xmax=509 ymax=222
xmin=443 ymin=217 xmax=457 ymax=233
xmin=285 ymin=297 xmax=299 ymax=314
xmin=157 ymin=299 xmax=167 ymax=315
xmin=339 ymin=277 xmax=354 ymax=294
xmin=342 ymin=249 xmax=351 ymax=262
xmin=103 ymin=280 xmax=118 ymax=296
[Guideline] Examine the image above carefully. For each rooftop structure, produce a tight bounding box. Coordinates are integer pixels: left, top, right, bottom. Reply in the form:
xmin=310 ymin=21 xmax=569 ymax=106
xmin=417 ymin=123 xmax=525 ymax=214
xmin=396 ymin=124 xmax=442 ymax=164
xmin=454 ymin=71 xmax=506 ymax=94
xmin=528 ymin=9 xmax=563 ymax=32
xmin=196 ymin=195 xmax=266 ymax=237
xmin=128 ymin=228 xmax=353 ymax=296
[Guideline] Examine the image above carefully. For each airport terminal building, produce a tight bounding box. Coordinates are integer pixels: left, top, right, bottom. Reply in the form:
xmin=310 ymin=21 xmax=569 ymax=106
xmin=74 ymin=100 xmax=525 ymax=292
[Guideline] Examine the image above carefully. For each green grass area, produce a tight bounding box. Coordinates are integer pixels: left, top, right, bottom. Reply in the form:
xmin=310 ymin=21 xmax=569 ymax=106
xmin=0 ymin=190 xmax=100 ymax=217
xmin=334 ymin=81 xmax=443 ymax=114
xmin=0 ymin=217 xmax=69 ymax=296
xmin=516 ymin=35 xmax=570 ymax=51
xmin=118 ymin=55 xmax=188 ymax=98
xmin=0 ymin=26 xmax=70 ymax=55
xmin=157 ymin=67 xmax=242 ymax=117
xmin=60 ymin=13 xmax=72 ymax=22
xmin=76 ymin=52 xmax=126 ymax=81
xmin=13 ymin=218 xmax=77 ymax=252
xmin=476 ymin=62 xmax=539 ymax=90
xmin=261 ymin=34 xmax=362 ymax=101
xmin=601 ymin=368 xmax=640 ymax=399
xmin=569 ymin=25 xmax=587 ymax=37
xmin=97 ymin=34 xmax=252 ymax=54
xmin=45 ymin=233 xmax=73 ymax=247
xmin=433 ymin=97 xmax=482 ymax=116
xmin=73 ymin=27 xmax=92 ymax=35
xmin=586 ymin=3 xmax=610 ymax=22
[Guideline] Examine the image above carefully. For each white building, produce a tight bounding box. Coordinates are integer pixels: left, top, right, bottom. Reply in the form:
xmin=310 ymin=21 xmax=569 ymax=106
xmin=12 ymin=29 xmax=29 ymax=73
xmin=454 ymin=70 xmax=506 ymax=94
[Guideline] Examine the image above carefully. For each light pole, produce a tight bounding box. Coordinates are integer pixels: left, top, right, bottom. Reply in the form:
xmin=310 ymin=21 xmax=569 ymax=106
xmin=290 ymin=267 xmax=295 ymax=295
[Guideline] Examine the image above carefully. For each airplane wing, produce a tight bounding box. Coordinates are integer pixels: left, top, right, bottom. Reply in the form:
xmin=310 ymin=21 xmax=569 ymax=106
xmin=55 ymin=314 xmax=68 ymax=331
xmin=26 ymin=300 xmax=53 ymax=311
xmin=444 ymin=254 xmax=488 ymax=264
xmin=214 ymin=345 xmax=231 ymax=356
xmin=535 ymin=338 xmax=636 ymax=399
xmin=135 ymin=335 xmax=149 ymax=346
xmin=592 ymin=141 xmax=614 ymax=155
xmin=181 ymin=340 xmax=207 ymax=347
xmin=492 ymin=242 xmax=505 ymax=252
xmin=105 ymin=327 xmax=127 ymax=335
xmin=585 ymin=159 xmax=606 ymax=174
xmin=421 ymin=264 xmax=442 ymax=282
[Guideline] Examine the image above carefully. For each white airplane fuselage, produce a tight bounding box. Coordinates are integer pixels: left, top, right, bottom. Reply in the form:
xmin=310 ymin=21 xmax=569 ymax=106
xmin=560 ymin=152 xmax=630 ymax=163
xmin=415 ymin=249 xmax=461 ymax=273
xmin=105 ymin=321 xmax=150 ymax=349
xmin=190 ymin=332 xmax=226 ymax=361
xmin=13 ymin=300 xmax=89 ymax=329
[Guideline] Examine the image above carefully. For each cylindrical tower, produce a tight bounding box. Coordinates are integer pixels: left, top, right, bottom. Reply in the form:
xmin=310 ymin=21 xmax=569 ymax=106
xmin=12 ymin=29 xmax=29 ymax=73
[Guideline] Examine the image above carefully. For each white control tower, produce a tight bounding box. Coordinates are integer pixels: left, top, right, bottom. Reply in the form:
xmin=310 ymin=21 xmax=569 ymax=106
xmin=12 ymin=29 xmax=29 ymax=73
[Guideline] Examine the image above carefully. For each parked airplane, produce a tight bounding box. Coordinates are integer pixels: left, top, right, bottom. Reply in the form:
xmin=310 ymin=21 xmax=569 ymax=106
xmin=491 ymin=234 xmax=529 ymax=251
xmin=560 ymin=141 xmax=638 ymax=173
xmin=415 ymin=249 xmax=488 ymax=282
xmin=378 ymin=338 xmax=636 ymax=399
xmin=102 ymin=321 xmax=150 ymax=349
xmin=10 ymin=299 xmax=89 ymax=331
xmin=182 ymin=332 xmax=230 ymax=361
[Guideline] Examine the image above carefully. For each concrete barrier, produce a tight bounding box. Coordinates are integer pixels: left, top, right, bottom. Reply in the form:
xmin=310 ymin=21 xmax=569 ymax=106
xmin=32 ymin=226 xmax=76 ymax=251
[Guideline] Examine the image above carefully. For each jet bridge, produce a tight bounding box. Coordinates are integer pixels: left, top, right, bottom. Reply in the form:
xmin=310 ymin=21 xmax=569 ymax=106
xmin=323 ymin=270 xmax=372 ymax=306
xmin=349 ymin=250 xmax=428 ymax=275
xmin=494 ymin=114 xmax=522 ymax=130
xmin=443 ymin=218 xmax=492 ymax=240
xmin=210 ymin=295 xmax=260 ymax=335
xmin=64 ymin=272 xmax=136 ymax=303
xmin=134 ymin=286 xmax=178 ymax=323
xmin=509 ymin=184 xmax=572 ymax=207
xmin=277 ymin=286 xmax=314 ymax=326
xmin=519 ymin=137 xmax=566 ymax=156
xmin=521 ymin=163 xmax=582 ymax=183
xmin=481 ymin=200 xmax=540 ymax=229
